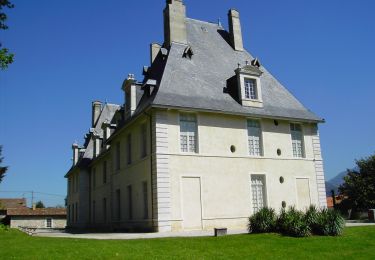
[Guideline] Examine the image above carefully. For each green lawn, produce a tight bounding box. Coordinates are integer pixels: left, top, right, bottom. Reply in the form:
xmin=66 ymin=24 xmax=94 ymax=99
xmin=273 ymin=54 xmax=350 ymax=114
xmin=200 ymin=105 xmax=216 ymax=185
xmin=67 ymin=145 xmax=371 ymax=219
xmin=0 ymin=227 xmax=374 ymax=259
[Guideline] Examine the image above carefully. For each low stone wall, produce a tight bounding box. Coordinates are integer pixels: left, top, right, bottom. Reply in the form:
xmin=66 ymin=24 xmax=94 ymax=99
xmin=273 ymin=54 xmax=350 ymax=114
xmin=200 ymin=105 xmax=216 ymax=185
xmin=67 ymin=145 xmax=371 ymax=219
xmin=10 ymin=216 xmax=66 ymax=229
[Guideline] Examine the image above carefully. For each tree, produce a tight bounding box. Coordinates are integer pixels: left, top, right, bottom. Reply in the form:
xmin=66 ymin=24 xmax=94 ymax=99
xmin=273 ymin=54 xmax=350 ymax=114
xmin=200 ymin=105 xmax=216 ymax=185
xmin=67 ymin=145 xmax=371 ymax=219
xmin=0 ymin=0 xmax=14 ymax=70
xmin=35 ymin=201 xmax=45 ymax=209
xmin=338 ymin=153 xmax=375 ymax=212
xmin=0 ymin=145 xmax=8 ymax=183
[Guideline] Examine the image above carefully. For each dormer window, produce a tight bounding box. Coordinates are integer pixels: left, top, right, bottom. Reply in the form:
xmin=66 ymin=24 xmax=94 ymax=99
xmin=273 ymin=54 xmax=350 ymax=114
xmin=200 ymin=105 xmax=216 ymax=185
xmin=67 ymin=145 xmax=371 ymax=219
xmin=235 ymin=59 xmax=263 ymax=108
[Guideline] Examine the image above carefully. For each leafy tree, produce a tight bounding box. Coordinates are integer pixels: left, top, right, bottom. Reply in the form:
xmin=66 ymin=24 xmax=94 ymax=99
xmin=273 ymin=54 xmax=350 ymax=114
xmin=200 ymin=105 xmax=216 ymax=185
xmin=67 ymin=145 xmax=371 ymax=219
xmin=35 ymin=201 xmax=45 ymax=209
xmin=339 ymin=153 xmax=375 ymax=212
xmin=0 ymin=0 xmax=14 ymax=70
xmin=0 ymin=145 xmax=8 ymax=183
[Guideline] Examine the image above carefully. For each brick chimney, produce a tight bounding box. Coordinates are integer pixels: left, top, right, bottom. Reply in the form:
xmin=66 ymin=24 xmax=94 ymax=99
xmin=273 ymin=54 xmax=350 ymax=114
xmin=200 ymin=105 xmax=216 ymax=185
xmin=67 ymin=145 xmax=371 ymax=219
xmin=164 ymin=0 xmax=187 ymax=47
xmin=228 ymin=9 xmax=244 ymax=51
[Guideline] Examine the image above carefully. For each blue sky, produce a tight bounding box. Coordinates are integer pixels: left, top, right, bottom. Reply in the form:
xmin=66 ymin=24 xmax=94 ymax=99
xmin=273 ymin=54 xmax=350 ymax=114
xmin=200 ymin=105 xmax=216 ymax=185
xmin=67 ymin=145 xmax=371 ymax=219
xmin=0 ymin=0 xmax=374 ymax=206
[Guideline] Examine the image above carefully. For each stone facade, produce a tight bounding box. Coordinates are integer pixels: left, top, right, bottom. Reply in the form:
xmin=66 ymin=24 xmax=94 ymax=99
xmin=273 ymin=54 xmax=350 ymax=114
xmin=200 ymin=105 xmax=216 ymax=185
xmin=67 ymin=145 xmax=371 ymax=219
xmin=10 ymin=216 xmax=66 ymax=229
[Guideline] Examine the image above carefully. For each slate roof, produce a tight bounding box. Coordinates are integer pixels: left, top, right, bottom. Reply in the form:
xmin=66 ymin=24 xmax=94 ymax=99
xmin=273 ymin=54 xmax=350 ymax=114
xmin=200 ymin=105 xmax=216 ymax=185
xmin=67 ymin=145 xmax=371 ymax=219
xmin=0 ymin=198 xmax=27 ymax=210
xmin=151 ymin=18 xmax=323 ymax=122
xmin=65 ymin=103 xmax=120 ymax=176
xmin=7 ymin=208 xmax=66 ymax=216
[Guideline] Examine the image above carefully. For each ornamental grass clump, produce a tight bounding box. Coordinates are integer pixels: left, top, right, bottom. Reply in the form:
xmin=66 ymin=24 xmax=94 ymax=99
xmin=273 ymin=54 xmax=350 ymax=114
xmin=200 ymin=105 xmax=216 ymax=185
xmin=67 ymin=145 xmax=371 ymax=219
xmin=304 ymin=205 xmax=320 ymax=234
xmin=315 ymin=208 xmax=345 ymax=236
xmin=277 ymin=207 xmax=311 ymax=237
xmin=248 ymin=207 xmax=277 ymax=233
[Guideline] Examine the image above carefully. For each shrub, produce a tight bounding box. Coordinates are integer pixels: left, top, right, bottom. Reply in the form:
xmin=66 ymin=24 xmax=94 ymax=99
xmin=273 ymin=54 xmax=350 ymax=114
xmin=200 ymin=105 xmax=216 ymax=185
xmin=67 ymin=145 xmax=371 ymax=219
xmin=277 ymin=207 xmax=311 ymax=237
xmin=248 ymin=207 xmax=277 ymax=233
xmin=0 ymin=224 xmax=9 ymax=231
xmin=315 ymin=209 xmax=345 ymax=236
xmin=304 ymin=205 xmax=320 ymax=234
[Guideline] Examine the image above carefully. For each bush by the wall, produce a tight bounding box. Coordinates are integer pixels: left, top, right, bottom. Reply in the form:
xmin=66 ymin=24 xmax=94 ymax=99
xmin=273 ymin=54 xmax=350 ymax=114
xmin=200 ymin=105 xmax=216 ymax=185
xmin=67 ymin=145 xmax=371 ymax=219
xmin=248 ymin=207 xmax=277 ymax=233
xmin=304 ymin=205 xmax=320 ymax=234
xmin=315 ymin=208 xmax=345 ymax=236
xmin=249 ymin=206 xmax=345 ymax=237
xmin=277 ymin=207 xmax=311 ymax=237
xmin=0 ymin=224 xmax=9 ymax=231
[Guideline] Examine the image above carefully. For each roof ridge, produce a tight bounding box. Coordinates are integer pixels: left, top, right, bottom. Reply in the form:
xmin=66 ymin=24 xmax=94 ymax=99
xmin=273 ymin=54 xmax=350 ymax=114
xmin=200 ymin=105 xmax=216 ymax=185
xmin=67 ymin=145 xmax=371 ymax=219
xmin=186 ymin=17 xmax=220 ymax=27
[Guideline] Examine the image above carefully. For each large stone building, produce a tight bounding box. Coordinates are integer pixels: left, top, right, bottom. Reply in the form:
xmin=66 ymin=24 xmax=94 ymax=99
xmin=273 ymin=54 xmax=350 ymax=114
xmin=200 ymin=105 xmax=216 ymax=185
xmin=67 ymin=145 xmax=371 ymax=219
xmin=65 ymin=0 xmax=327 ymax=232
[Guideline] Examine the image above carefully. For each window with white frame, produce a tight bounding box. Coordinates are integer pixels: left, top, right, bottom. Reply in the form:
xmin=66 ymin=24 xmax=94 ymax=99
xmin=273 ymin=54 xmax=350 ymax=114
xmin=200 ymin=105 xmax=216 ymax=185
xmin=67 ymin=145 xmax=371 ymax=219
xmin=180 ymin=113 xmax=197 ymax=153
xmin=244 ymin=78 xmax=258 ymax=100
xmin=247 ymin=120 xmax=262 ymax=156
xmin=46 ymin=218 xmax=52 ymax=228
xmin=251 ymin=175 xmax=267 ymax=213
xmin=290 ymin=123 xmax=304 ymax=158
xmin=140 ymin=124 xmax=147 ymax=158
xmin=127 ymin=134 xmax=132 ymax=164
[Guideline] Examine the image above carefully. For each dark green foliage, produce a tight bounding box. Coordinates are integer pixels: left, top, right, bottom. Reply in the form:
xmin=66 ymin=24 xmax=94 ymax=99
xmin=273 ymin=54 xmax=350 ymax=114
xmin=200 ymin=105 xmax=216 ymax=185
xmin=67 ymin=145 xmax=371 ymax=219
xmin=248 ymin=207 xmax=276 ymax=233
xmin=315 ymin=208 xmax=345 ymax=236
xmin=0 ymin=145 xmax=8 ymax=183
xmin=277 ymin=207 xmax=311 ymax=237
xmin=0 ymin=224 xmax=9 ymax=231
xmin=339 ymin=153 xmax=375 ymax=212
xmin=304 ymin=205 xmax=320 ymax=233
xmin=35 ymin=201 xmax=45 ymax=209
xmin=0 ymin=0 xmax=14 ymax=70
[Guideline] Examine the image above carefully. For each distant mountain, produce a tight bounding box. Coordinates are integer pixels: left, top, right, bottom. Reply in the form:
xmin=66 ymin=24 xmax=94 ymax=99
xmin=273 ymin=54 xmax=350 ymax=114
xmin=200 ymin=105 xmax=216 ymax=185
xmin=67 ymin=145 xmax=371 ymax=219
xmin=325 ymin=167 xmax=359 ymax=196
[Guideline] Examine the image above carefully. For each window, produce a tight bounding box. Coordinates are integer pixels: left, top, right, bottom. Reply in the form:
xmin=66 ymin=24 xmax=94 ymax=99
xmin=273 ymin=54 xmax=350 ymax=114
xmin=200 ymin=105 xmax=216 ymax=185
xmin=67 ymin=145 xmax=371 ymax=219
xmin=128 ymin=185 xmax=133 ymax=220
xmin=290 ymin=123 xmax=304 ymax=158
xmin=247 ymin=120 xmax=262 ymax=156
xmin=92 ymin=200 xmax=96 ymax=223
xmin=140 ymin=124 xmax=147 ymax=158
xmin=244 ymin=78 xmax=258 ymax=100
xmin=142 ymin=182 xmax=148 ymax=219
xmin=116 ymin=142 xmax=121 ymax=170
xmin=103 ymin=161 xmax=107 ymax=184
xmin=180 ymin=113 xmax=197 ymax=153
xmin=127 ymin=134 xmax=132 ymax=164
xmin=103 ymin=198 xmax=107 ymax=223
xmin=92 ymin=168 xmax=96 ymax=188
xmin=46 ymin=218 xmax=52 ymax=228
xmin=75 ymin=202 xmax=78 ymax=222
xmin=251 ymin=175 xmax=267 ymax=213
xmin=116 ymin=189 xmax=121 ymax=220
xmin=71 ymin=204 xmax=74 ymax=223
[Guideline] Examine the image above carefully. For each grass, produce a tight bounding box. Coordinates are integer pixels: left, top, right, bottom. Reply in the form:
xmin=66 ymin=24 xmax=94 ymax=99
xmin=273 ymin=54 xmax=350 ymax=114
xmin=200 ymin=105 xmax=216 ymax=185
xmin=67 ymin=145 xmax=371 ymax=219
xmin=0 ymin=227 xmax=374 ymax=259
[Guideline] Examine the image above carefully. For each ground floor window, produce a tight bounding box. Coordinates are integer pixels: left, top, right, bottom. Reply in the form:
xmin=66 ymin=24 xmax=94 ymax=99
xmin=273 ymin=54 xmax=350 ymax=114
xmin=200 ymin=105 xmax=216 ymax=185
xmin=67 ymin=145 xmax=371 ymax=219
xmin=46 ymin=218 xmax=52 ymax=228
xmin=251 ymin=175 xmax=267 ymax=213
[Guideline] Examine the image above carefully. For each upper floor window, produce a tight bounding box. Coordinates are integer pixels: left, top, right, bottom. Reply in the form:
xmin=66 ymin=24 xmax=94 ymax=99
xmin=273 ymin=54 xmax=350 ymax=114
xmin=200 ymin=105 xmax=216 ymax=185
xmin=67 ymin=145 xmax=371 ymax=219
xmin=248 ymin=120 xmax=263 ymax=156
xmin=103 ymin=161 xmax=107 ymax=184
xmin=290 ymin=123 xmax=304 ymax=158
xmin=92 ymin=168 xmax=96 ymax=188
xmin=180 ymin=113 xmax=197 ymax=153
xmin=245 ymin=78 xmax=258 ymax=100
xmin=140 ymin=124 xmax=147 ymax=158
xmin=115 ymin=142 xmax=120 ymax=170
xmin=127 ymin=134 xmax=132 ymax=164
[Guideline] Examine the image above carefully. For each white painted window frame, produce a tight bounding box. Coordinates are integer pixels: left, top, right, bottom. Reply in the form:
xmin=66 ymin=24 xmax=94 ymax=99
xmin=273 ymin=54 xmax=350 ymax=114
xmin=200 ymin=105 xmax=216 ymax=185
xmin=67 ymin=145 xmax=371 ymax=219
xmin=179 ymin=113 xmax=198 ymax=154
xmin=247 ymin=119 xmax=263 ymax=157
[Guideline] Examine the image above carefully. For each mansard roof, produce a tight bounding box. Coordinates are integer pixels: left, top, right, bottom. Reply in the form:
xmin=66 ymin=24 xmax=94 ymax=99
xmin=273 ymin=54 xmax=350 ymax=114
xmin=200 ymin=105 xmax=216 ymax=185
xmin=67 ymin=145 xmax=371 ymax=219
xmin=149 ymin=18 xmax=323 ymax=122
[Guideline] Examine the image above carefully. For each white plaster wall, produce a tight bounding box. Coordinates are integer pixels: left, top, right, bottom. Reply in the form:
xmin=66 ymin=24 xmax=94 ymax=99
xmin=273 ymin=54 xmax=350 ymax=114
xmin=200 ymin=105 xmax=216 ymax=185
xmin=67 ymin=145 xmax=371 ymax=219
xmin=163 ymin=110 xmax=324 ymax=231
